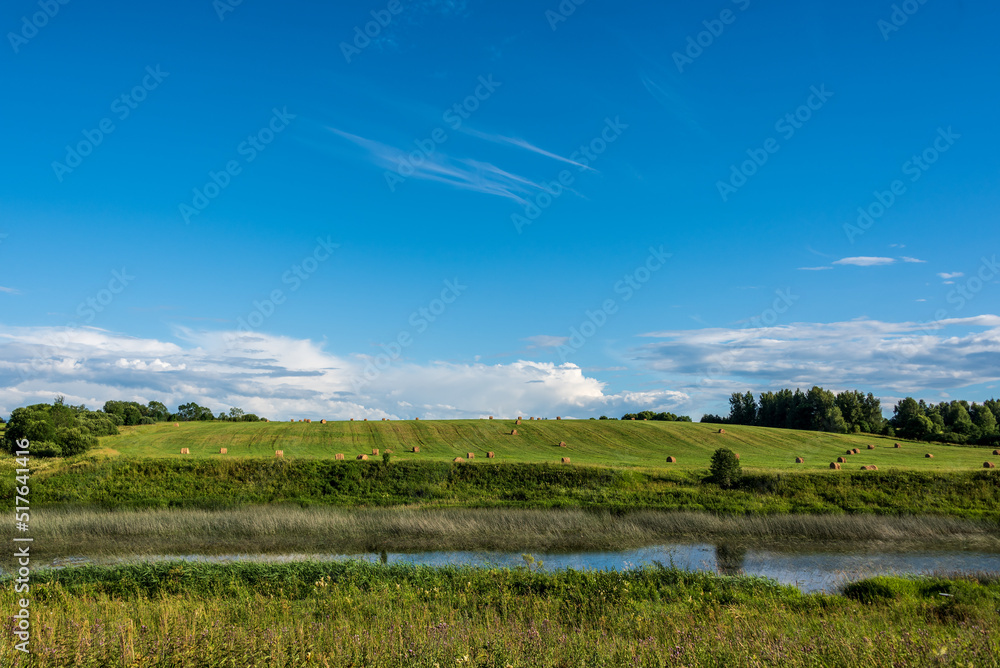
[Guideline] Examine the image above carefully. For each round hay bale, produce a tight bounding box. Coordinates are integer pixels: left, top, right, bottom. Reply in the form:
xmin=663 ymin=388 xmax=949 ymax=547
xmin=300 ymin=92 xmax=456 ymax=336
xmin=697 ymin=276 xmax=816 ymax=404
xmin=925 ymin=453 xmax=934 ymax=458
xmin=837 ymin=456 xmax=847 ymax=463
xmin=320 ymin=419 xmax=326 ymax=424
xmin=556 ymin=416 xmax=561 ymax=420
xmin=335 ymin=453 xmax=344 ymax=460
xmin=305 ymin=419 xmax=311 ymax=423
xmin=734 ymin=453 xmax=740 ymax=460
xmin=275 ymin=450 xmax=284 ymax=458
xmin=180 ymin=448 xmax=190 ymax=454
xmin=466 ymin=452 xmax=475 ymax=459
xmin=846 ymin=450 xmax=854 ymax=455
xmin=219 ymin=448 xmax=227 ymax=454
xmin=174 ymin=422 xmax=179 ymax=427
xmin=411 ymin=446 xmax=420 ymax=453
xmin=357 ymin=454 xmax=368 ymax=460
xmin=867 ymin=444 xmax=875 ymax=449
xmin=830 ymin=462 xmax=841 ymax=469
xmin=993 ymin=449 xmax=1000 ymax=456
xmin=718 ymin=428 xmax=725 ymax=434
xmin=453 ymin=457 xmax=464 ymax=463
xmin=795 ymin=457 xmax=804 ymax=463
xmin=515 ymin=419 xmax=521 ymax=425
xmin=870 ymin=465 xmax=878 ymax=471
xmin=489 ymin=416 xmax=493 ymax=420
xmin=561 ymin=457 xmax=571 ymax=463
xmin=487 ymin=452 xmax=495 ymax=458
xmin=894 ymin=443 xmax=901 ymax=448
xmin=511 ymin=429 xmax=518 ymax=435
xmin=984 ymin=462 xmax=996 ymax=468
xmin=852 ymin=448 xmax=860 ymax=454
xmin=415 ymin=417 xmax=419 ymax=420
xmin=559 ymin=441 xmax=567 ymax=447
xmin=372 ymin=449 xmax=379 ymax=456
xmin=666 ymin=456 xmax=677 ymax=463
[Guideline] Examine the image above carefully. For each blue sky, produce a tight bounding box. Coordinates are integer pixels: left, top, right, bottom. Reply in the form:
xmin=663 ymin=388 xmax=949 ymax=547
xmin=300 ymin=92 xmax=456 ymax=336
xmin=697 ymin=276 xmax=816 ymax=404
xmin=1 ymin=0 xmax=998 ymax=419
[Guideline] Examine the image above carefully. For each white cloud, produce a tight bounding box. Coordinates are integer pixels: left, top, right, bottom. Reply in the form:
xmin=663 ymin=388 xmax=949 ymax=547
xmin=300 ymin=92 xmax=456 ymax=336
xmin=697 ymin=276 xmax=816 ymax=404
xmin=0 ymin=326 xmax=688 ymax=420
xmin=938 ymin=272 xmax=964 ymax=279
xmin=523 ymin=335 xmax=570 ymax=348
xmin=833 ymin=256 xmax=897 ymax=266
xmin=901 ymin=256 xmax=925 ymax=263
xmin=797 ymin=266 xmax=832 ymax=271
xmin=0 ymin=286 xmax=21 ymax=294
xmin=634 ymin=315 xmax=1000 ymax=400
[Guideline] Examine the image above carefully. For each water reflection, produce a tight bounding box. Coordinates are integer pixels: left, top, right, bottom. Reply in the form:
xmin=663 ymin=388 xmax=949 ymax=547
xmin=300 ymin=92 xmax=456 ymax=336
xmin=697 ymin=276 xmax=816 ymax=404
xmin=16 ymin=543 xmax=1000 ymax=594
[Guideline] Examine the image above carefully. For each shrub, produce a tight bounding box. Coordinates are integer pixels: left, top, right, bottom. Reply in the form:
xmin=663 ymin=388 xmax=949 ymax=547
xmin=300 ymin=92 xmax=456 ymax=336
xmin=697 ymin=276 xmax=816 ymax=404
xmin=710 ymin=448 xmax=742 ymax=489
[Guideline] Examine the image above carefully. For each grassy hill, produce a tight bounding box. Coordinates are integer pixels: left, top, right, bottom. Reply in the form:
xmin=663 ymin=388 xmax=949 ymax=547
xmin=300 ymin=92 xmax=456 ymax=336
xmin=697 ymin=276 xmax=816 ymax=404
xmin=98 ymin=418 xmax=996 ymax=472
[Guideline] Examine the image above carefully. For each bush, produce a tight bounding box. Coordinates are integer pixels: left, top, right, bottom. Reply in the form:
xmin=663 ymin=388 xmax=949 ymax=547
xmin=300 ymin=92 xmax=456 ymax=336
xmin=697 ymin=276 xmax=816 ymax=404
xmin=710 ymin=448 xmax=741 ymax=489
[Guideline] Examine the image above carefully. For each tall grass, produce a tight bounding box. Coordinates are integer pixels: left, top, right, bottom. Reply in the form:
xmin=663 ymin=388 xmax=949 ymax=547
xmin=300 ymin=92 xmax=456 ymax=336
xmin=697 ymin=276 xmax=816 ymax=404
xmin=6 ymin=458 xmax=1000 ymax=519
xmin=14 ymin=506 xmax=1000 ymax=568
xmin=1 ymin=561 xmax=997 ymax=667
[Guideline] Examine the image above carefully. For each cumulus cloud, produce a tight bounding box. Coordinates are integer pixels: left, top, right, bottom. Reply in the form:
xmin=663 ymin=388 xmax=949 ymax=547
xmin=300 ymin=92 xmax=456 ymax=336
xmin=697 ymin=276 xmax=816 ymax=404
xmin=633 ymin=315 xmax=1000 ymax=400
xmin=0 ymin=326 xmax=688 ymax=420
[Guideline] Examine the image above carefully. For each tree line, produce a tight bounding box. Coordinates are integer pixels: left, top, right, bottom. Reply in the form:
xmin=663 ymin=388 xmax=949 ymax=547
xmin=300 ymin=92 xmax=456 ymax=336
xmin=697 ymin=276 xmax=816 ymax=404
xmin=702 ymin=387 xmax=999 ymax=446
xmin=2 ymin=397 xmax=265 ymax=457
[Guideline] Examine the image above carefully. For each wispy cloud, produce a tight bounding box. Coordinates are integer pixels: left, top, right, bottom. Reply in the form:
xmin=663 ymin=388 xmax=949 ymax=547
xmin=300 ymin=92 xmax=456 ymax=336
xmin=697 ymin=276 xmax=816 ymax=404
xmin=901 ymin=256 xmax=925 ymax=263
xmin=832 ymin=256 xmax=897 ymax=266
xmin=938 ymin=272 xmax=964 ymax=279
xmin=797 ymin=266 xmax=832 ymax=271
xmin=461 ymin=128 xmax=594 ymax=172
xmin=328 ymin=127 xmax=546 ymax=204
xmin=0 ymin=286 xmax=21 ymax=294
xmin=523 ymin=335 xmax=570 ymax=349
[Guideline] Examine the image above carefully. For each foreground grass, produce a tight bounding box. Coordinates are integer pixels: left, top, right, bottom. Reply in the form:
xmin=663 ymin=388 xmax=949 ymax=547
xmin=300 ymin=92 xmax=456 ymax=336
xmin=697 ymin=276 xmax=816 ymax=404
xmin=1 ymin=561 xmax=997 ymax=667
xmin=11 ymin=507 xmax=1000 ymax=568
xmin=6 ymin=457 xmax=999 ymax=519
xmin=97 ymin=419 xmax=995 ymax=472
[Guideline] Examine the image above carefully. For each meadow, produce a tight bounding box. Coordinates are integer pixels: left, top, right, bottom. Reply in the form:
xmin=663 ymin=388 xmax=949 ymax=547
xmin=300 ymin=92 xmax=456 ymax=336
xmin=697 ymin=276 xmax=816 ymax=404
xmin=92 ymin=418 xmax=998 ymax=472
xmin=1 ymin=560 xmax=997 ymax=667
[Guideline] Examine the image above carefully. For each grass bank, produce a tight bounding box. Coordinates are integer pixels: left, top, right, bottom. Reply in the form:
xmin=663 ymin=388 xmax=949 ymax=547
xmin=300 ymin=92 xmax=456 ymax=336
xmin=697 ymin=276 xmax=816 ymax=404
xmin=9 ymin=457 xmax=1000 ymax=519
xmin=14 ymin=507 xmax=1000 ymax=567
xmin=2 ymin=561 xmax=997 ymax=667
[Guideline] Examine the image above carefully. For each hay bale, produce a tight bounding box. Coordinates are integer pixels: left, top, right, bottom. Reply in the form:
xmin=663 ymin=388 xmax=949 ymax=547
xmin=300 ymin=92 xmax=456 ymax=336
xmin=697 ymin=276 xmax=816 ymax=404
xmin=862 ymin=465 xmax=878 ymax=471
xmin=894 ymin=443 xmax=901 ymax=448
xmin=320 ymin=419 xmax=326 ymax=424
xmin=174 ymin=422 xmax=179 ymax=427
xmin=925 ymin=453 xmax=934 ymax=458
xmin=219 ymin=448 xmax=227 ymax=454
xmin=363 ymin=419 xmax=367 ymax=421
xmin=412 ymin=446 xmax=420 ymax=453
xmin=853 ymin=448 xmax=860 ymax=454
xmin=795 ymin=457 xmax=804 ymax=463
xmin=867 ymin=444 xmax=875 ymax=449
xmin=666 ymin=456 xmax=677 ymax=463
xmin=305 ymin=419 xmax=311 ymax=423
xmin=350 ymin=418 xmax=354 ymax=421
xmin=357 ymin=454 xmax=368 ymax=460
xmin=453 ymin=457 xmax=464 ymax=463
xmin=559 ymin=441 xmax=567 ymax=447
xmin=984 ymin=462 xmax=996 ymax=468
xmin=335 ymin=453 xmax=344 ymax=460
xmin=467 ymin=452 xmax=475 ymax=459
xmin=415 ymin=417 xmax=419 ymax=420
xmin=180 ymin=448 xmax=190 ymax=454
xmin=372 ymin=449 xmax=379 ymax=456
xmin=489 ymin=416 xmax=493 ymax=420
xmin=993 ymin=449 xmax=1000 ymax=456
xmin=511 ymin=429 xmax=518 ymax=435
xmin=487 ymin=452 xmax=494 ymax=458
xmin=556 ymin=416 xmax=561 ymax=420
xmin=734 ymin=453 xmax=740 ymax=460
xmin=515 ymin=419 xmax=521 ymax=425
xmin=718 ymin=428 xmax=725 ymax=434
xmin=561 ymin=457 xmax=571 ymax=463
xmin=837 ymin=456 xmax=847 ymax=463
xmin=275 ymin=450 xmax=284 ymax=458
xmin=830 ymin=462 xmax=841 ymax=469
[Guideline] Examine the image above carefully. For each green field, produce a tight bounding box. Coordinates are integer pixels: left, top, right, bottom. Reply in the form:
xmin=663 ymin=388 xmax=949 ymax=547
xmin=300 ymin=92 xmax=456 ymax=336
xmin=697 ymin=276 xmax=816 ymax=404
xmin=96 ymin=418 xmax=997 ymax=472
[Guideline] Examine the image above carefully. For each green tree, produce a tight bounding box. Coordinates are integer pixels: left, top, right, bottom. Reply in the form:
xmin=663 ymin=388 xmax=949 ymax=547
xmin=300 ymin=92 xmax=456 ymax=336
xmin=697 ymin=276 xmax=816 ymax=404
xmin=971 ymin=404 xmax=997 ymax=436
xmin=710 ymin=448 xmax=742 ymax=489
